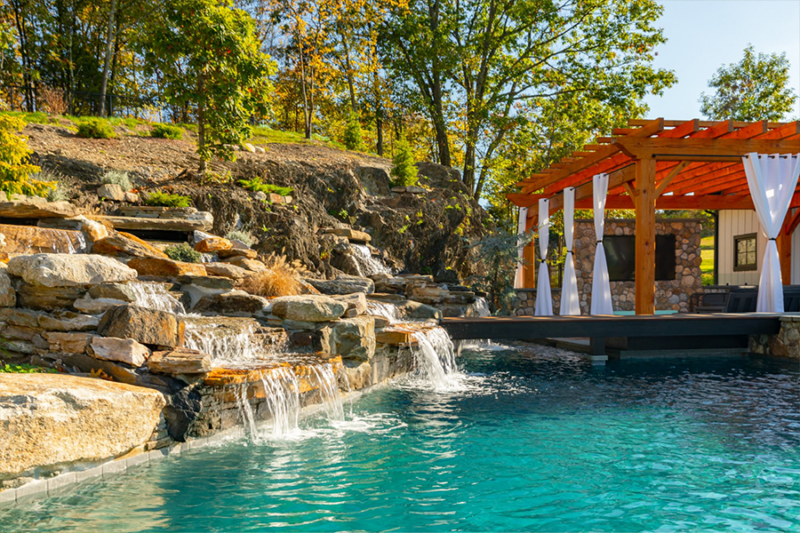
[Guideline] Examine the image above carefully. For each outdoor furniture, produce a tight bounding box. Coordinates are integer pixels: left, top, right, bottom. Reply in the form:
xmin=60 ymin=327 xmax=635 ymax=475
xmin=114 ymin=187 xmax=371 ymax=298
xmin=693 ymin=285 xmax=800 ymax=313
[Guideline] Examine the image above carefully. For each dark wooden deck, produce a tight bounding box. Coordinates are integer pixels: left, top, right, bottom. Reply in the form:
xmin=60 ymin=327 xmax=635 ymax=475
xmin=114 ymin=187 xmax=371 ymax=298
xmin=440 ymin=314 xmax=782 ymax=356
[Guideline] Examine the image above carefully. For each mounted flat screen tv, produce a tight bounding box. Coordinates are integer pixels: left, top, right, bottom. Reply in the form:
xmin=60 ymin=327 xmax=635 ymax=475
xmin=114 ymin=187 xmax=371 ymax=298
xmin=604 ymin=235 xmax=676 ymax=282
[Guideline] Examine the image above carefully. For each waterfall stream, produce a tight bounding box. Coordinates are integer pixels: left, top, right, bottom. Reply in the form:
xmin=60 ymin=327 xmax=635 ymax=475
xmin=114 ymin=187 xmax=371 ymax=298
xmin=260 ymin=367 xmax=301 ymax=437
xmin=352 ymin=244 xmax=391 ymax=277
xmin=410 ymin=327 xmax=464 ymax=391
xmin=367 ymin=301 xmax=401 ymax=323
xmin=184 ymin=322 xmax=263 ymax=367
xmin=128 ymin=282 xmax=186 ymax=314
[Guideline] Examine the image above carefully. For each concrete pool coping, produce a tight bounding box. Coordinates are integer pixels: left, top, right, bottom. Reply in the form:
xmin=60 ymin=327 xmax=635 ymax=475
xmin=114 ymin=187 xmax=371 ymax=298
xmin=0 ymin=383 xmax=382 ymax=509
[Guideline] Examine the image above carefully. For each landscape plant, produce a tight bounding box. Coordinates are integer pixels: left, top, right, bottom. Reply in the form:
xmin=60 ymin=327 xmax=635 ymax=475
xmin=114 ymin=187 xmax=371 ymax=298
xmin=390 ymin=138 xmax=418 ymax=187
xmin=343 ymin=112 xmax=364 ymax=151
xmin=139 ymin=0 xmax=276 ymax=172
xmin=164 ymin=242 xmax=202 ymax=263
xmin=150 ymin=123 xmax=184 ymax=139
xmin=145 ymin=191 xmax=191 ymax=208
xmin=76 ymin=119 xmax=116 ymax=139
xmin=237 ymin=253 xmax=308 ymax=297
xmin=101 ymin=170 xmax=132 ymax=191
xmin=470 ymin=229 xmax=534 ymax=314
xmin=0 ymin=115 xmax=52 ymax=196
xmin=238 ymin=176 xmax=293 ymax=196
xmin=225 ymin=230 xmax=255 ymax=247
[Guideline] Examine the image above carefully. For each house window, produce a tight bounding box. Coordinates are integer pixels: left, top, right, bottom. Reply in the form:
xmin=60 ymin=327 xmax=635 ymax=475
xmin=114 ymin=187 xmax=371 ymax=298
xmin=734 ymin=233 xmax=757 ymax=272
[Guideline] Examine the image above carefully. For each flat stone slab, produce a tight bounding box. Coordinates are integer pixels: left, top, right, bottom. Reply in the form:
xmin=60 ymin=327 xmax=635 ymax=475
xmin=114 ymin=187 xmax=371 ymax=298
xmin=322 ymin=228 xmax=371 ymax=243
xmin=88 ymin=215 xmax=212 ymax=232
xmin=0 ymin=224 xmax=87 ymax=254
xmin=0 ymin=200 xmax=77 ymax=219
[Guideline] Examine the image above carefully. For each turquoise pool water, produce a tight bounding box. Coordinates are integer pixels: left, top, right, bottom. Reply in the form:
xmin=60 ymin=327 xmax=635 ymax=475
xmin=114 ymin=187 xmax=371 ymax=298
xmin=5 ymin=346 xmax=800 ymax=532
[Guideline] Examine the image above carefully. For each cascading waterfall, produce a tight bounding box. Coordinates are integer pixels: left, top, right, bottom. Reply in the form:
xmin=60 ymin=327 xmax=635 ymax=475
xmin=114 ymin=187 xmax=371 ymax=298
xmin=367 ymin=301 xmax=401 ymax=323
xmin=310 ymin=364 xmax=345 ymax=422
xmin=259 ymin=367 xmax=301 ymax=437
xmin=128 ymin=282 xmax=186 ymax=314
xmin=470 ymin=296 xmax=491 ymax=317
xmin=234 ymin=383 xmax=259 ymax=442
xmin=352 ymin=244 xmax=391 ymax=277
xmin=410 ymin=327 xmax=463 ymax=390
xmin=184 ymin=322 xmax=263 ymax=367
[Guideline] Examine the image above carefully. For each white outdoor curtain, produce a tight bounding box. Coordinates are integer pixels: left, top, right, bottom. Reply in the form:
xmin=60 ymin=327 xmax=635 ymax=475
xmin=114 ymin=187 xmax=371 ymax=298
xmin=513 ymin=207 xmax=528 ymax=288
xmin=590 ymin=173 xmax=614 ymax=315
xmin=560 ymin=187 xmax=581 ymax=315
xmin=535 ymin=198 xmax=553 ymax=316
xmin=743 ymin=153 xmax=800 ymax=312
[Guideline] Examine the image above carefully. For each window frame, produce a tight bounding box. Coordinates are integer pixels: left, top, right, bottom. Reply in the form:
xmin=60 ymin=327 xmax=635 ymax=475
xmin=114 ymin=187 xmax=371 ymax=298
xmin=733 ymin=233 xmax=758 ymax=272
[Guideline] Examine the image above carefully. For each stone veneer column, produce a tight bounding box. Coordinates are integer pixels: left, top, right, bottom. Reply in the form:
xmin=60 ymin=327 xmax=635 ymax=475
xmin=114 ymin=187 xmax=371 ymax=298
xmin=750 ymin=316 xmax=800 ymax=358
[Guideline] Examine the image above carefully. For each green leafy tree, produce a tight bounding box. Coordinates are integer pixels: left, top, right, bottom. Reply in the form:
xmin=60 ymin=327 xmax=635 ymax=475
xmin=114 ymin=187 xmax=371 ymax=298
xmin=470 ymin=229 xmax=534 ymax=314
xmin=391 ymin=138 xmax=419 ymax=186
xmin=700 ymin=45 xmax=797 ymax=121
xmin=140 ymin=0 xmax=277 ymax=172
xmin=343 ymin=111 xmax=364 ymax=151
xmin=0 ymin=115 xmax=53 ymax=197
xmin=386 ymin=0 xmax=676 ymax=200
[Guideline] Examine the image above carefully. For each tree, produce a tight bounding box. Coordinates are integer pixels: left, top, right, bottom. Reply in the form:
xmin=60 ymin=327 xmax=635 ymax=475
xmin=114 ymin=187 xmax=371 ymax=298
xmin=700 ymin=45 xmax=797 ymax=121
xmin=0 ymin=115 xmax=52 ymax=196
xmin=390 ymin=137 xmax=419 ymax=186
xmin=386 ymin=0 xmax=675 ymax=200
xmin=343 ymin=110 xmax=364 ymax=150
xmin=140 ymin=0 xmax=276 ymax=172
xmin=99 ymin=0 xmax=118 ymax=117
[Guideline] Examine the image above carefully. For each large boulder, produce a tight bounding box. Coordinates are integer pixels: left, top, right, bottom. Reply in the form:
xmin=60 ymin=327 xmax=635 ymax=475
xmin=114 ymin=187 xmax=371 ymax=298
xmin=331 ymin=293 xmax=368 ymax=316
xmin=192 ymin=291 xmax=268 ymax=316
xmin=204 ymin=262 xmax=249 ymax=279
xmin=0 ymin=265 xmax=15 ymax=307
xmin=90 ymin=336 xmax=151 ymax=367
xmin=271 ymin=295 xmax=347 ymax=322
xmin=400 ymin=300 xmax=443 ymax=320
xmin=92 ymin=232 xmax=169 ymax=259
xmin=16 ymin=284 xmax=86 ymax=311
xmin=305 ymin=276 xmax=375 ymax=295
xmin=0 ymin=374 xmax=165 ymax=481
xmin=320 ymin=316 xmax=375 ymax=363
xmin=127 ymin=257 xmax=207 ymax=278
xmin=194 ymin=237 xmax=232 ymax=253
xmin=147 ymin=348 xmax=212 ymax=375
xmin=97 ymin=305 xmax=182 ymax=348
xmin=0 ymin=198 xmax=77 ymax=219
xmin=97 ymin=183 xmax=126 ymax=201
xmin=7 ymin=254 xmax=137 ymax=287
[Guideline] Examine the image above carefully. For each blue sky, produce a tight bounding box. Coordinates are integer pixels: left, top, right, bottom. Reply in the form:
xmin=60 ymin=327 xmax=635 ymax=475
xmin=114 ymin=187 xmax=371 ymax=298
xmin=644 ymin=0 xmax=800 ymax=120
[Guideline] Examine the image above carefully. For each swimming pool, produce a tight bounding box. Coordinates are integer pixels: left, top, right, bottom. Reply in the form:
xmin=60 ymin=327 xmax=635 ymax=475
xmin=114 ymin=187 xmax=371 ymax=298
xmin=4 ymin=346 xmax=800 ymax=532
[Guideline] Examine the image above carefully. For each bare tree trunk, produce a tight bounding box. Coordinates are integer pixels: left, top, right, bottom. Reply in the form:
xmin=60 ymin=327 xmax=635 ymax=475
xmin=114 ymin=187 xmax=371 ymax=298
xmin=299 ymin=48 xmax=312 ymax=139
xmin=99 ymin=0 xmax=118 ymax=117
xmin=197 ymin=73 xmax=207 ymax=173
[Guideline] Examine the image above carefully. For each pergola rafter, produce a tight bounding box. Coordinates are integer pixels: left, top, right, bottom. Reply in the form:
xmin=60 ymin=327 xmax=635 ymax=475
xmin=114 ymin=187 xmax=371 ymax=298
xmin=508 ymin=117 xmax=800 ymax=315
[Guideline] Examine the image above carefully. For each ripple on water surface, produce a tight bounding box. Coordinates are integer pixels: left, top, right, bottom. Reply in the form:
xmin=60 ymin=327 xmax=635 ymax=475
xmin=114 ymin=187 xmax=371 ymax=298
xmin=5 ymin=346 xmax=800 ymax=532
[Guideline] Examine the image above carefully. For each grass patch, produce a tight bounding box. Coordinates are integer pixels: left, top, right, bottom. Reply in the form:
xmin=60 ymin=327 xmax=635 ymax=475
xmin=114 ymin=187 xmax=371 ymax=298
xmin=145 ymin=191 xmax=191 ymax=208
xmin=238 ymin=176 xmax=293 ymax=196
xmin=701 ymin=236 xmax=714 ymax=286
xmin=0 ymin=363 xmax=57 ymax=373
xmin=151 ymin=123 xmax=183 ymax=139
xmin=249 ymin=125 xmax=348 ymax=151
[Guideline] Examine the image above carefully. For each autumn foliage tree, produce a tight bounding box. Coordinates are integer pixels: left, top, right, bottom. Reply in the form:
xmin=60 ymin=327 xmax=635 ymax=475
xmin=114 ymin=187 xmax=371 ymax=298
xmin=140 ymin=0 xmax=276 ymax=172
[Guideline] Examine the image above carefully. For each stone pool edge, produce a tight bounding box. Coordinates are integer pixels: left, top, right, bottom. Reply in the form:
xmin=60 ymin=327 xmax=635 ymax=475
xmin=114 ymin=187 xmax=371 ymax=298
xmin=0 ymin=382 xmax=386 ymax=509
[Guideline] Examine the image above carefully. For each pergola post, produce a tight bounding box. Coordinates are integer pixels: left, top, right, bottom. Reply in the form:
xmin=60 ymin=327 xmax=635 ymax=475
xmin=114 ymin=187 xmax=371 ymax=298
xmin=634 ymin=158 xmax=656 ymax=315
xmin=523 ymin=214 xmax=536 ymax=288
xmin=778 ymin=225 xmax=792 ymax=285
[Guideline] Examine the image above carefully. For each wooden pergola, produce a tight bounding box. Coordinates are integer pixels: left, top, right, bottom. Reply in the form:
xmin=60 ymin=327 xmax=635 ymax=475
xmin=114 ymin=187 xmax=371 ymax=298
xmin=508 ymin=118 xmax=800 ymax=315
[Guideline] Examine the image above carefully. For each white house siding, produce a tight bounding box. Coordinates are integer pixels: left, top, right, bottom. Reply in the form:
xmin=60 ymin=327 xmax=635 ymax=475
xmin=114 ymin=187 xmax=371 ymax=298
xmin=717 ymin=210 xmax=767 ymax=286
xmin=718 ymin=210 xmax=800 ymax=286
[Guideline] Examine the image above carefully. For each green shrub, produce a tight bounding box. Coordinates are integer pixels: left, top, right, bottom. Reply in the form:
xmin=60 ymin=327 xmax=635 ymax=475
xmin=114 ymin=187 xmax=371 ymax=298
xmin=76 ymin=119 xmax=116 ymax=139
xmin=238 ymin=176 xmax=293 ymax=196
xmin=391 ymin=138 xmax=419 ymax=187
xmin=0 ymin=362 xmax=57 ymax=373
xmin=145 ymin=191 xmax=191 ymax=208
xmin=151 ymin=123 xmax=183 ymax=140
xmin=0 ymin=115 xmax=52 ymax=197
xmin=164 ymin=242 xmax=202 ymax=263
xmin=101 ymin=170 xmax=132 ymax=191
xmin=343 ymin=112 xmax=363 ymax=151
xmin=225 ymin=230 xmax=254 ymax=247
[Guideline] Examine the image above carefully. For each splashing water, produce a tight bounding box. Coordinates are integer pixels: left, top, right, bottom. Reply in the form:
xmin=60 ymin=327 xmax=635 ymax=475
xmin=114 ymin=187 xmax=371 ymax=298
xmin=259 ymin=367 xmax=301 ymax=437
xmin=234 ymin=383 xmax=259 ymax=442
xmin=311 ymin=364 xmax=345 ymax=422
xmin=367 ymin=301 xmax=401 ymax=323
xmin=470 ymin=296 xmax=491 ymax=317
xmin=184 ymin=322 xmax=264 ymax=367
xmin=410 ymin=327 xmax=464 ymax=391
xmin=352 ymin=244 xmax=391 ymax=277
xmin=128 ymin=282 xmax=186 ymax=314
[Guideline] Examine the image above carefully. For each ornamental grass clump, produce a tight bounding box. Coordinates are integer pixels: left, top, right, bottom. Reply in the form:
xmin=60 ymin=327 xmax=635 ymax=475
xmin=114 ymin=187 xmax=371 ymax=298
xmin=237 ymin=253 xmax=308 ymax=297
xmin=225 ymin=230 xmax=255 ymax=247
xmin=101 ymin=170 xmax=132 ymax=191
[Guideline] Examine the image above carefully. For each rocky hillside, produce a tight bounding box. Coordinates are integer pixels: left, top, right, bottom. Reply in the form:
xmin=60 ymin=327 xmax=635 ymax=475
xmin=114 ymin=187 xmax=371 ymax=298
xmin=24 ymin=123 xmax=490 ymax=281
